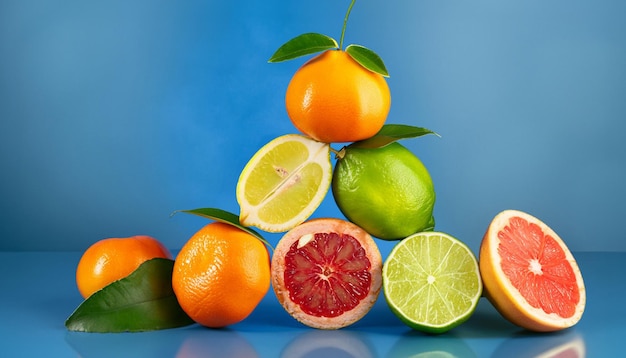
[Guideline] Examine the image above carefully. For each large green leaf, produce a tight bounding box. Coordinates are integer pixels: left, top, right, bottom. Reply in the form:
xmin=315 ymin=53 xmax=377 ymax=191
xmin=349 ymin=124 xmax=440 ymax=149
xmin=171 ymin=207 xmax=272 ymax=249
xmin=65 ymin=258 xmax=194 ymax=332
xmin=268 ymin=33 xmax=338 ymax=62
xmin=345 ymin=44 xmax=389 ymax=77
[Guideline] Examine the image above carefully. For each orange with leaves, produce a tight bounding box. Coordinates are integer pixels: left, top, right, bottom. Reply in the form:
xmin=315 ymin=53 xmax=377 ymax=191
xmin=270 ymin=0 xmax=391 ymax=143
xmin=285 ymin=49 xmax=390 ymax=143
xmin=75 ymin=235 xmax=172 ymax=298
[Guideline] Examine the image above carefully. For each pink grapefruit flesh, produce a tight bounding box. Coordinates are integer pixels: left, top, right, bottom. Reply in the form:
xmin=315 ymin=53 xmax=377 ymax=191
xmin=479 ymin=209 xmax=586 ymax=332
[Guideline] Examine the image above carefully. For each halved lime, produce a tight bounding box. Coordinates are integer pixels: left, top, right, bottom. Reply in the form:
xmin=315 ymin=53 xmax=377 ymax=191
xmin=383 ymin=231 xmax=482 ymax=333
xmin=236 ymin=134 xmax=331 ymax=233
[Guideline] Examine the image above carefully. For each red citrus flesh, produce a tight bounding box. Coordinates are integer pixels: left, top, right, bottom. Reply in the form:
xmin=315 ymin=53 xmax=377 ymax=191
xmin=479 ymin=209 xmax=586 ymax=332
xmin=272 ymin=218 xmax=382 ymax=329
xmin=499 ymin=216 xmax=579 ymax=317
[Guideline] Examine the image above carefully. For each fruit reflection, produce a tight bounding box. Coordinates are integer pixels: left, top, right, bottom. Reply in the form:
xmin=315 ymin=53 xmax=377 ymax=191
xmin=491 ymin=330 xmax=585 ymax=358
xmin=176 ymin=328 xmax=258 ymax=358
xmin=281 ymin=330 xmax=375 ymax=358
xmin=386 ymin=331 xmax=476 ymax=358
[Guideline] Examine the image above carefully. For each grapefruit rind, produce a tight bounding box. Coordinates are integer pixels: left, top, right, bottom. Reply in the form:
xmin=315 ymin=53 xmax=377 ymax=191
xmin=236 ymin=134 xmax=332 ymax=233
xmin=382 ymin=231 xmax=482 ymax=334
xmin=271 ymin=218 xmax=383 ymax=330
xmin=479 ymin=209 xmax=586 ymax=332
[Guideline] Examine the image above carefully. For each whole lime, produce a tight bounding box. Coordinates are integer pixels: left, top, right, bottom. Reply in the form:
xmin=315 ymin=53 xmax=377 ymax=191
xmin=331 ymin=142 xmax=435 ymax=240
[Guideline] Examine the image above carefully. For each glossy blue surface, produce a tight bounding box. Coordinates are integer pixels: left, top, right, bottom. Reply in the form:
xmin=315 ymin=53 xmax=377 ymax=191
xmin=0 ymin=251 xmax=621 ymax=357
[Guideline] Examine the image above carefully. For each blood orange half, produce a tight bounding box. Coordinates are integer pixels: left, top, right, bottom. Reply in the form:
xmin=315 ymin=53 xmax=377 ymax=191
xmin=479 ymin=209 xmax=586 ymax=332
xmin=271 ymin=218 xmax=382 ymax=329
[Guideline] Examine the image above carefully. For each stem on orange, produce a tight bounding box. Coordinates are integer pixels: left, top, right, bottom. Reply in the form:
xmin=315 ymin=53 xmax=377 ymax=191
xmin=331 ymin=146 xmax=347 ymax=160
xmin=339 ymin=0 xmax=357 ymax=50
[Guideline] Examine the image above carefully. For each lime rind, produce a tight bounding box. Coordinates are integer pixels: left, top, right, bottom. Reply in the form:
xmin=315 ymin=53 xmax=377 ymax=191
xmin=383 ymin=231 xmax=482 ymax=334
xmin=236 ymin=134 xmax=332 ymax=233
xmin=332 ymin=142 xmax=435 ymax=240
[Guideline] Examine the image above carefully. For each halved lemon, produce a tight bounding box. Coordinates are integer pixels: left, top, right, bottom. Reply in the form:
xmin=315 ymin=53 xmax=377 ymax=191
xmin=236 ymin=134 xmax=331 ymax=233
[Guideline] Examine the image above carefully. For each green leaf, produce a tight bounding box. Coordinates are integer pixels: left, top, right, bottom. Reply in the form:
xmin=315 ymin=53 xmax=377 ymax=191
xmin=65 ymin=258 xmax=194 ymax=332
xmin=349 ymin=124 xmax=440 ymax=149
xmin=268 ymin=33 xmax=338 ymax=62
xmin=171 ymin=207 xmax=272 ymax=249
xmin=345 ymin=44 xmax=389 ymax=77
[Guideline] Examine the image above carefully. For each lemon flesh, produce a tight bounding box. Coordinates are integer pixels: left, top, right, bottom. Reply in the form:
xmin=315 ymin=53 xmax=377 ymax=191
xmin=236 ymin=134 xmax=331 ymax=233
xmin=383 ymin=232 xmax=482 ymax=333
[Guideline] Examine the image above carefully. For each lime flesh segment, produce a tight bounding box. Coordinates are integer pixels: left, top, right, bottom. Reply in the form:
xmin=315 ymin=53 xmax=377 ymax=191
xmin=383 ymin=232 xmax=482 ymax=333
xmin=236 ymin=134 xmax=331 ymax=233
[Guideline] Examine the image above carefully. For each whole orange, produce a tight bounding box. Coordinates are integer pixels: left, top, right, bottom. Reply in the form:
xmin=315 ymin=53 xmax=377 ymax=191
xmin=285 ymin=49 xmax=391 ymax=143
xmin=172 ymin=222 xmax=271 ymax=328
xmin=75 ymin=235 xmax=172 ymax=298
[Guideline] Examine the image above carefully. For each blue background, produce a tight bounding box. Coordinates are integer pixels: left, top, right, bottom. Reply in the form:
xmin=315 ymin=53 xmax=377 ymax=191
xmin=1 ymin=0 xmax=625 ymax=254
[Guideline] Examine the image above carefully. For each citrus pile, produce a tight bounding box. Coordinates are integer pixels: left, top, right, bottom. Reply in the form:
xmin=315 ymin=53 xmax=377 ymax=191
xmin=67 ymin=0 xmax=586 ymax=335
xmin=228 ymin=0 xmax=584 ymax=332
xmin=228 ymin=1 xmax=442 ymax=330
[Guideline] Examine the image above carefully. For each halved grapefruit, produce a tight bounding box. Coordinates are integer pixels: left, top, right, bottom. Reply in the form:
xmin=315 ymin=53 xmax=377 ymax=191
xmin=271 ymin=218 xmax=382 ymax=329
xmin=479 ymin=209 xmax=586 ymax=332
